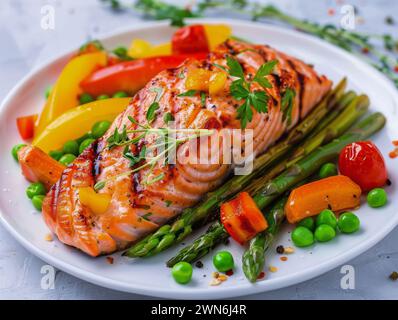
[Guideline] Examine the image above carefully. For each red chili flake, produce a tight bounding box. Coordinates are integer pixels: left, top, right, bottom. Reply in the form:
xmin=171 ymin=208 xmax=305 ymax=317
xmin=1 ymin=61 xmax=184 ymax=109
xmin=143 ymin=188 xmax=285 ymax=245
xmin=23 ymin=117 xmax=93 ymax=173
xmin=394 ymin=66 xmax=398 ymax=73
xmin=389 ymin=271 xmax=398 ymax=281
xmin=389 ymin=151 xmax=398 ymax=159
xmin=106 ymin=257 xmax=114 ymax=264
xmin=280 ymin=256 xmax=288 ymax=262
xmin=257 ymin=271 xmax=266 ymax=280
xmin=327 ymin=8 xmax=335 ymax=16
xmin=361 ymin=47 xmax=370 ymax=54
xmin=226 ymin=269 xmax=234 ymax=276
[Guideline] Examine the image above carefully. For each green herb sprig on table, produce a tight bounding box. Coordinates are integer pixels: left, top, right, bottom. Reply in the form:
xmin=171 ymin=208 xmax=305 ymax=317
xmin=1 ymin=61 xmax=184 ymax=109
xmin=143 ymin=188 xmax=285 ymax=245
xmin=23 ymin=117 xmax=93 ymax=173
xmin=101 ymin=0 xmax=398 ymax=88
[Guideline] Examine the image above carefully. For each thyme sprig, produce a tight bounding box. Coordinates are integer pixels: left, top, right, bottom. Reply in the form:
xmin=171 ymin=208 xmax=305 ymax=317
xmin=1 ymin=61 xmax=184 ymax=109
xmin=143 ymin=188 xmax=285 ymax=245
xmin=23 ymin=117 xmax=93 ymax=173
xmin=95 ymin=120 xmax=215 ymax=190
xmin=101 ymin=0 xmax=398 ymax=88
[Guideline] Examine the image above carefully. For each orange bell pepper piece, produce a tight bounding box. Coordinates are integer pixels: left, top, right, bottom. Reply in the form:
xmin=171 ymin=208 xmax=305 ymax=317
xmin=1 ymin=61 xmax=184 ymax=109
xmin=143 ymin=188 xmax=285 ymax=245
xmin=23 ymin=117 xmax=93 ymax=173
xmin=285 ymin=175 xmax=362 ymax=224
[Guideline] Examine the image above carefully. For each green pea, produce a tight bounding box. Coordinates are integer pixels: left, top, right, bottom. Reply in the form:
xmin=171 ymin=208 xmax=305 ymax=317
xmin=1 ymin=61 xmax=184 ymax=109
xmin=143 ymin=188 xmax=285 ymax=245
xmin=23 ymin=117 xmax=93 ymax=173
xmin=26 ymin=182 xmax=46 ymax=199
xmin=213 ymin=251 xmax=234 ymax=272
xmin=11 ymin=143 xmax=26 ymax=161
xmin=291 ymin=226 xmax=314 ymax=247
xmin=316 ymin=209 xmax=337 ymax=229
xmin=49 ymin=150 xmax=64 ymax=161
xmin=112 ymin=91 xmax=128 ymax=98
xmin=63 ymin=140 xmax=79 ymax=156
xmin=92 ymin=121 xmax=111 ymax=139
xmin=45 ymin=85 xmax=53 ymax=99
xmin=79 ymin=93 xmax=94 ymax=105
xmin=59 ymin=154 xmax=76 ymax=166
xmin=97 ymin=94 xmax=110 ymax=100
xmin=338 ymin=212 xmax=360 ymax=234
xmin=319 ymin=162 xmax=337 ymax=179
xmin=297 ymin=217 xmax=315 ymax=231
xmin=79 ymin=138 xmax=96 ymax=154
xmin=367 ymin=188 xmax=388 ymax=208
xmin=32 ymin=195 xmax=45 ymax=211
xmin=171 ymin=261 xmax=193 ymax=284
xmin=314 ymin=224 xmax=336 ymax=242
xmin=76 ymin=133 xmax=93 ymax=145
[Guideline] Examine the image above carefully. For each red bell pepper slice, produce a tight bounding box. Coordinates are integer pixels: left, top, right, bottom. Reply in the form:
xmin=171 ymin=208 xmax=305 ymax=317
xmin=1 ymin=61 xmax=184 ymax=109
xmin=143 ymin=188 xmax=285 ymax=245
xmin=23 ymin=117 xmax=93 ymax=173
xmin=80 ymin=53 xmax=207 ymax=96
xmin=172 ymin=25 xmax=209 ymax=55
xmin=16 ymin=114 xmax=38 ymax=140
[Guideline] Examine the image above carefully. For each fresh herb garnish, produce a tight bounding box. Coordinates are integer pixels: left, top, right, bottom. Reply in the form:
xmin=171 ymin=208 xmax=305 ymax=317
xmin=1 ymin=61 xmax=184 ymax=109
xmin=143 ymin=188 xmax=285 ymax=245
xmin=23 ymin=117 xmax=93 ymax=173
xmin=281 ymin=88 xmax=296 ymax=125
xmin=225 ymin=56 xmax=278 ymax=128
xmin=165 ymin=200 xmax=173 ymax=207
xmin=141 ymin=212 xmax=153 ymax=221
xmin=123 ymin=0 xmax=398 ymax=89
xmin=146 ymin=102 xmax=160 ymax=123
xmin=112 ymin=46 xmax=132 ymax=60
xmin=123 ymin=145 xmax=147 ymax=167
xmin=163 ymin=112 xmax=174 ymax=123
xmin=94 ymin=181 xmax=106 ymax=192
xmin=200 ymin=92 xmax=207 ymax=106
xmin=107 ymin=125 xmax=129 ymax=149
xmin=177 ymin=90 xmax=198 ymax=97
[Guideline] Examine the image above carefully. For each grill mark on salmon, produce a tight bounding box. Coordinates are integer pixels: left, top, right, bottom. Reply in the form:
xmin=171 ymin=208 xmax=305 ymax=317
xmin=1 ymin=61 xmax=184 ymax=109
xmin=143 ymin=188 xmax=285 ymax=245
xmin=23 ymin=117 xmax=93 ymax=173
xmin=42 ymin=40 xmax=332 ymax=256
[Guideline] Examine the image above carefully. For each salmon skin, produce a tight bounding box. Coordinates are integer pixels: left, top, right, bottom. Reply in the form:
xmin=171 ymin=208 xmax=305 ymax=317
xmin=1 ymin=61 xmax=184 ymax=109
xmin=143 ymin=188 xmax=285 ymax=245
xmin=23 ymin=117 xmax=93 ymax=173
xmin=42 ymin=40 xmax=332 ymax=256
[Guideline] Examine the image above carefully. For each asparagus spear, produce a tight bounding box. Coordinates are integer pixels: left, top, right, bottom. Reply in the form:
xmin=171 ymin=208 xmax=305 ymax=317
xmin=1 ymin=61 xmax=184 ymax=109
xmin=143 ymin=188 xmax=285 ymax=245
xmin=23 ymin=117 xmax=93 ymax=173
xmin=124 ymin=79 xmax=346 ymax=258
xmin=246 ymin=93 xmax=368 ymax=195
xmin=242 ymin=195 xmax=288 ymax=282
xmin=166 ymin=112 xmax=386 ymax=267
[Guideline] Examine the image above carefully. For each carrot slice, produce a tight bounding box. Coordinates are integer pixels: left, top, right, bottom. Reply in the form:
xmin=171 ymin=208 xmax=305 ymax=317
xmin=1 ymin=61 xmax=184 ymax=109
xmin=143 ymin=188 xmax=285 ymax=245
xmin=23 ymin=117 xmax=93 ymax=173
xmin=18 ymin=145 xmax=64 ymax=189
xmin=285 ymin=175 xmax=362 ymax=224
xmin=220 ymin=192 xmax=268 ymax=245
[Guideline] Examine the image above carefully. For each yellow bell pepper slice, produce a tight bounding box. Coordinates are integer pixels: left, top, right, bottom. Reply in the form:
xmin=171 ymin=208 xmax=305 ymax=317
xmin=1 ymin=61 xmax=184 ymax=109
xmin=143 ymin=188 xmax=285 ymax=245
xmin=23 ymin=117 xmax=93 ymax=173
xmin=79 ymin=187 xmax=111 ymax=215
xmin=128 ymin=39 xmax=171 ymax=59
xmin=35 ymin=51 xmax=107 ymax=136
xmin=33 ymin=98 xmax=130 ymax=153
xmin=204 ymin=24 xmax=232 ymax=50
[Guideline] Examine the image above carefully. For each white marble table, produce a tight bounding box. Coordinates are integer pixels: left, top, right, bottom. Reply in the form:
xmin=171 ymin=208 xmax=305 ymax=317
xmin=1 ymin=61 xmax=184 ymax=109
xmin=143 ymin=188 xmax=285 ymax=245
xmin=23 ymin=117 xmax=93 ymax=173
xmin=1 ymin=0 xmax=397 ymax=299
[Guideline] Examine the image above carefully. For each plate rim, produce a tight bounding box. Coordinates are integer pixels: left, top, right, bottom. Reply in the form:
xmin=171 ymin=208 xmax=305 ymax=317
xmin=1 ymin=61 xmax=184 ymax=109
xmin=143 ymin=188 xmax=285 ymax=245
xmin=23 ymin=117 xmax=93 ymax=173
xmin=1 ymin=18 xmax=398 ymax=299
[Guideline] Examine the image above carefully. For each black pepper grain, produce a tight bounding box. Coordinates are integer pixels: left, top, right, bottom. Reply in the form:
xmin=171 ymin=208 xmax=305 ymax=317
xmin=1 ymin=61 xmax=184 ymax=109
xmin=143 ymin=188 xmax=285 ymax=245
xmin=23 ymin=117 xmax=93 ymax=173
xmin=195 ymin=261 xmax=204 ymax=268
xmin=276 ymin=245 xmax=285 ymax=254
xmin=387 ymin=178 xmax=392 ymax=186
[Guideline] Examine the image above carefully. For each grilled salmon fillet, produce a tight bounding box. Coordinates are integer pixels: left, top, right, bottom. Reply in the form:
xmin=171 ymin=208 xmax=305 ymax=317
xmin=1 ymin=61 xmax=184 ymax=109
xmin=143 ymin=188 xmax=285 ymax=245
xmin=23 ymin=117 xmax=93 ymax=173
xmin=42 ymin=40 xmax=332 ymax=256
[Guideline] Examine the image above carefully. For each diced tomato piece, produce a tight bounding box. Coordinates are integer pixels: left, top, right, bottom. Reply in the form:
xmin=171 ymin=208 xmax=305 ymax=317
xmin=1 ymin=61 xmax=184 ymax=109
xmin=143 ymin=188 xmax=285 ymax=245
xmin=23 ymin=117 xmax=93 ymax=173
xmin=16 ymin=114 xmax=38 ymax=140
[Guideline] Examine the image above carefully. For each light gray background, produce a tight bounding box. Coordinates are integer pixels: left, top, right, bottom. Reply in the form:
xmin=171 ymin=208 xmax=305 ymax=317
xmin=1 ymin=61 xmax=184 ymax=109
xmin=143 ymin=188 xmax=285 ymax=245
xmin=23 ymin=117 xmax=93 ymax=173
xmin=0 ymin=0 xmax=397 ymax=299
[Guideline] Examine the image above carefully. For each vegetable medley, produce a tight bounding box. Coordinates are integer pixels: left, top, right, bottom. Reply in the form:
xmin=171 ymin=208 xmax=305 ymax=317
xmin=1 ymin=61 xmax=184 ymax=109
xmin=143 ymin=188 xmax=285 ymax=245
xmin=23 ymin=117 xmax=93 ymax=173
xmin=11 ymin=23 xmax=392 ymax=286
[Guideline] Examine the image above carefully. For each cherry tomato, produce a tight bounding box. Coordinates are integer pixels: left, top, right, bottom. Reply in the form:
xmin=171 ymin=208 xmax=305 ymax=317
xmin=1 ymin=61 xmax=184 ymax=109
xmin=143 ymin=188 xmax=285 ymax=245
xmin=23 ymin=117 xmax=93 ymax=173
xmin=338 ymin=141 xmax=388 ymax=191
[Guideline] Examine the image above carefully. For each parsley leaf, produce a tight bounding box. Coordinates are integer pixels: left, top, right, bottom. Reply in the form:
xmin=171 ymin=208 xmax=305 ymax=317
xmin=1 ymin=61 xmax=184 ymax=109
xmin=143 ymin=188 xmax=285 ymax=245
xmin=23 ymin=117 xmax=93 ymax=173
xmin=225 ymin=56 xmax=277 ymax=128
xmin=253 ymin=60 xmax=278 ymax=89
xmin=249 ymin=90 xmax=269 ymax=113
xmin=281 ymin=88 xmax=296 ymax=125
xmin=146 ymin=102 xmax=160 ymax=123
xmin=226 ymin=56 xmax=245 ymax=78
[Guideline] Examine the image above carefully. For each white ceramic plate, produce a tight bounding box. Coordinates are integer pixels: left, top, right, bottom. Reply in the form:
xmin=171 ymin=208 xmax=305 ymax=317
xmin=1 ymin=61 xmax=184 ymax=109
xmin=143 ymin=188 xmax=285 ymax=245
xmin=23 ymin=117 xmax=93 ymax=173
xmin=0 ymin=19 xmax=397 ymax=299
